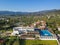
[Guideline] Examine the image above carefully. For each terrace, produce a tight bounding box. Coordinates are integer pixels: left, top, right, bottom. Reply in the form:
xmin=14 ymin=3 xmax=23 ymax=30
xmin=35 ymin=29 xmax=57 ymax=40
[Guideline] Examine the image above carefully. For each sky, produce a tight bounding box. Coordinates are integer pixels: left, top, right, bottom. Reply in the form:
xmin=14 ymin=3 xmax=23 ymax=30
xmin=0 ymin=0 xmax=60 ymax=12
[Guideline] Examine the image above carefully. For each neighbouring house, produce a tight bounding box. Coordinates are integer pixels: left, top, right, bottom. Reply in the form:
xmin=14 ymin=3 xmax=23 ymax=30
xmin=38 ymin=26 xmax=46 ymax=30
xmin=0 ymin=39 xmax=5 ymax=43
xmin=58 ymin=27 xmax=60 ymax=31
xmin=0 ymin=18 xmax=5 ymax=20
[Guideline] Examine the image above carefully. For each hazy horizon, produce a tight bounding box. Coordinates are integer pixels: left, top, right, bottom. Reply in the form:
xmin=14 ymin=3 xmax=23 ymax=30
xmin=0 ymin=0 xmax=60 ymax=12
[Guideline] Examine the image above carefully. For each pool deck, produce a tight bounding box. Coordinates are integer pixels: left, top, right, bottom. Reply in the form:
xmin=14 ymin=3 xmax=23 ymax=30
xmin=39 ymin=30 xmax=52 ymax=36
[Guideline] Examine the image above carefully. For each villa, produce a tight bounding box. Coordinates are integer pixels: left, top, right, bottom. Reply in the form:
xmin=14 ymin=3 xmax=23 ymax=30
xmin=11 ymin=20 xmax=57 ymax=40
xmin=12 ymin=26 xmax=57 ymax=40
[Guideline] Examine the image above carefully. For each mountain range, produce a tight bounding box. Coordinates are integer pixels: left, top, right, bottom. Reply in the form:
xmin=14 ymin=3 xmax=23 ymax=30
xmin=0 ymin=9 xmax=60 ymax=16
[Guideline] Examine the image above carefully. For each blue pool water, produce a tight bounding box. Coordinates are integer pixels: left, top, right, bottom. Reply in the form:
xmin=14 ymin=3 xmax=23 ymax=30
xmin=39 ymin=30 xmax=52 ymax=36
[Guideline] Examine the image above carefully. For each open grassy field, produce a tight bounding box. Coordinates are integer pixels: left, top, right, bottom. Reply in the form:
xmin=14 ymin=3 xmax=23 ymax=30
xmin=20 ymin=39 xmax=58 ymax=45
xmin=0 ymin=36 xmax=58 ymax=45
xmin=13 ymin=40 xmax=20 ymax=45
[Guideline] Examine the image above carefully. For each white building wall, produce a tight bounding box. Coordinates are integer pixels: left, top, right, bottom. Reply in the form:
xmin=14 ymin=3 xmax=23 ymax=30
xmin=58 ymin=28 xmax=60 ymax=31
xmin=40 ymin=35 xmax=57 ymax=40
xmin=11 ymin=31 xmax=19 ymax=35
xmin=12 ymin=27 xmax=34 ymax=35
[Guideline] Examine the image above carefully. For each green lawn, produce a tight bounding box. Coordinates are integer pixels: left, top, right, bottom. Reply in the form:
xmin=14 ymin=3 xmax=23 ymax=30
xmin=20 ymin=40 xmax=58 ymax=45
xmin=13 ymin=40 xmax=20 ymax=45
xmin=0 ymin=36 xmax=58 ymax=45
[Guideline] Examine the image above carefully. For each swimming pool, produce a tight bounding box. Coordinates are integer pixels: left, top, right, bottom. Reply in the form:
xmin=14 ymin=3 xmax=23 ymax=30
xmin=39 ymin=30 xmax=52 ymax=36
